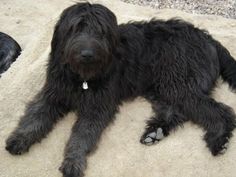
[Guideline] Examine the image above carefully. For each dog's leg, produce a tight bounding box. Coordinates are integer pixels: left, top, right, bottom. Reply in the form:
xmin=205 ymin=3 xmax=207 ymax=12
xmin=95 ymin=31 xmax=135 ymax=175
xmin=186 ymin=96 xmax=236 ymax=155
xmin=140 ymin=102 xmax=188 ymax=145
xmin=60 ymin=100 xmax=117 ymax=177
xmin=6 ymin=88 xmax=70 ymax=155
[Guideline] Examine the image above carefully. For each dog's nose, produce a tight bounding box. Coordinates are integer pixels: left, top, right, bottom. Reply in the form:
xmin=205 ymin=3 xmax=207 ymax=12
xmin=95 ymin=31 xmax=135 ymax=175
xmin=81 ymin=49 xmax=94 ymax=59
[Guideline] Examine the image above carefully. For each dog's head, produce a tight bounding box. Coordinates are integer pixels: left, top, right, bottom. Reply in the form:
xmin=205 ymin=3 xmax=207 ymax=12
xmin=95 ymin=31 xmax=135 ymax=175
xmin=50 ymin=3 xmax=119 ymax=80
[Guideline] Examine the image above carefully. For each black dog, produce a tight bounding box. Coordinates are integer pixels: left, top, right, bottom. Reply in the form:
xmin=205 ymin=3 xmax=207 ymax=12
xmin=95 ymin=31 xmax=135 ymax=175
xmin=6 ymin=3 xmax=236 ymax=177
xmin=0 ymin=32 xmax=21 ymax=77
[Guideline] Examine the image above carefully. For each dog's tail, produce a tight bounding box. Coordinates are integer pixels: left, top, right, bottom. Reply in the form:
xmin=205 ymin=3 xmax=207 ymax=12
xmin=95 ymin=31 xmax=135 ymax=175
xmin=216 ymin=41 xmax=236 ymax=89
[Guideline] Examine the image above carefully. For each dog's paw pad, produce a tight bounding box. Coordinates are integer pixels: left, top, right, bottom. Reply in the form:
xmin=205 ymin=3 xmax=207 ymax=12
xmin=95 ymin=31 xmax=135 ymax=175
xmin=143 ymin=137 xmax=156 ymax=145
xmin=156 ymin=128 xmax=164 ymax=140
xmin=146 ymin=132 xmax=157 ymax=139
xmin=140 ymin=127 xmax=165 ymax=146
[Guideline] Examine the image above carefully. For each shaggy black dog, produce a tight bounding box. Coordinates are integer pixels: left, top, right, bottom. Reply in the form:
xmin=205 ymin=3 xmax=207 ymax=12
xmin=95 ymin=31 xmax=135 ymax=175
xmin=6 ymin=2 xmax=236 ymax=177
xmin=0 ymin=32 xmax=21 ymax=77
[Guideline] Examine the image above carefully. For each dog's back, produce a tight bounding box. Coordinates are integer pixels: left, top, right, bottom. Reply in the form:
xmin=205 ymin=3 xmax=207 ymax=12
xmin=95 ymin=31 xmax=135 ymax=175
xmin=118 ymin=19 xmax=236 ymax=94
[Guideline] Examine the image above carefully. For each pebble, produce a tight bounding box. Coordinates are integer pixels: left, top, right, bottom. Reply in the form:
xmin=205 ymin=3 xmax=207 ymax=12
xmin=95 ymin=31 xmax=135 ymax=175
xmin=121 ymin=0 xmax=236 ymax=19
xmin=16 ymin=20 xmax=21 ymax=24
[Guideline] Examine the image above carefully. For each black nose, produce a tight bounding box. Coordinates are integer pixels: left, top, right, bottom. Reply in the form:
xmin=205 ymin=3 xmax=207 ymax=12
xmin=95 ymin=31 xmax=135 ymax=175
xmin=81 ymin=49 xmax=94 ymax=59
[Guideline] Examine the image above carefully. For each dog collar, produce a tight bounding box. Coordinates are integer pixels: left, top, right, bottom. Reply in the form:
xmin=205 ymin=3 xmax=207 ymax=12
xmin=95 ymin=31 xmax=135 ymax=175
xmin=82 ymin=81 xmax=88 ymax=90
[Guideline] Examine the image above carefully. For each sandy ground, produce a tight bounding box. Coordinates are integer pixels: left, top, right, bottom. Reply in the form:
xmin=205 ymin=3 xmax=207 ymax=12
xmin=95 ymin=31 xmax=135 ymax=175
xmin=0 ymin=0 xmax=236 ymax=177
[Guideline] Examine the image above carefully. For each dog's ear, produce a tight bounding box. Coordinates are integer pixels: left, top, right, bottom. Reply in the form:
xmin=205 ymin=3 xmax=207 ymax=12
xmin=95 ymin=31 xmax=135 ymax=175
xmin=50 ymin=15 xmax=71 ymax=64
xmin=50 ymin=4 xmax=73 ymax=61
xmin=51 ymin=22 xmax=60 ymax=54
xmin=50 ymin=20 xmax=66 ymax=64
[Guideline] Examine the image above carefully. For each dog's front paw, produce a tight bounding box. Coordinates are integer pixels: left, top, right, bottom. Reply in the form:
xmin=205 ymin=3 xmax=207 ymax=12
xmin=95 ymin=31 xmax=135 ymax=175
xmin=59 ymin=157 xmax=86 ymax=177
xmin=206 ymin=135 xmax=230 ymax=156
xmin=5 ymin=133 xmax=32 ymax=155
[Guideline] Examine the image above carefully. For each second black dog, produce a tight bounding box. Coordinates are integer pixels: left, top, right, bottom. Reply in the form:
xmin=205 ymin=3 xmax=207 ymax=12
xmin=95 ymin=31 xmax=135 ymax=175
xmin=0 ymin=32 xmax=21 ymax=77
xmin=6 ymin=3 xmax=236 ymax=177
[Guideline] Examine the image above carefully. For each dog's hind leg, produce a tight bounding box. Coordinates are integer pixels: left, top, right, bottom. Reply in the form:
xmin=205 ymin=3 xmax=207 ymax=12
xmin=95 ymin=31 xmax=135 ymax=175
xmin=184 ymin=95 xmax=236 ymax=155
xmin=140 ymin=101 xmax=188 ymax=145
xmin=141 ymin=94 xmax=236 ymax=155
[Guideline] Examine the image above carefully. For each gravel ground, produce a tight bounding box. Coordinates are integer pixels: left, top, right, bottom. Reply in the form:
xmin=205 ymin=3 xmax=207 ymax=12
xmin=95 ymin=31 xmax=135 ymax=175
xmin=121 ymin=0 xmax=236 ymax=19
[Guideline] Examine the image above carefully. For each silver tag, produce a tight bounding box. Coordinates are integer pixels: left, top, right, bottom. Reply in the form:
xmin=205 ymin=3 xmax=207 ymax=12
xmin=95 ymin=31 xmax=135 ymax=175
xmin=82 ymin=81 xmax=88 ymax=90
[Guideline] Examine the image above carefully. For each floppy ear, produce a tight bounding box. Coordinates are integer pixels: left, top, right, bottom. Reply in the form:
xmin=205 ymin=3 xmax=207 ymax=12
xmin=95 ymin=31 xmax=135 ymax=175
xmin=51 ymin=23 xmax=60 ymax=55
xmin=49 ymin=24 xmax=64 ymax=67
xmin=50 ymin=2 xmax=73 ymax=60
xmin=47 ymin=20 xmax=66 ymax=78
xmin=50 ymin=14 xmax=73 ymax=65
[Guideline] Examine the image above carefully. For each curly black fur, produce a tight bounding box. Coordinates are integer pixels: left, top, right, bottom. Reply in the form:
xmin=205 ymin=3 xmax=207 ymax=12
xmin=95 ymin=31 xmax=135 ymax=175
xmin=6 ymin=3 xmax=236 ymax=177
xmin=0 ymin=32 xmax=21 ymax=77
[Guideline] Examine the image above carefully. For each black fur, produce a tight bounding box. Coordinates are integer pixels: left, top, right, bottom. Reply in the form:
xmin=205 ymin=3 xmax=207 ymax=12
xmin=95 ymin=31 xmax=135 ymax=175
xmin=6 ymin=3 xmax=236 ymax=177
xmin=0 ymin=32 xmax=21 ymax=77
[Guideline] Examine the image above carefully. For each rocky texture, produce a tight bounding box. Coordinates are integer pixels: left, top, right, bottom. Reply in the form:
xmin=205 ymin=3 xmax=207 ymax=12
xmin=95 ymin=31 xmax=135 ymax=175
xmin=122 ymin=0 xmax=236 ymax=19
xmin=0 ymin=0 xmax=236 ymax=177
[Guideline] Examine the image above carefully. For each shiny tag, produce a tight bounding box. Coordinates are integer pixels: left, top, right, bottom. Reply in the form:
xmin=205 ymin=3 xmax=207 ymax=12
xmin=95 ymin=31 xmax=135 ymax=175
xmin=82 ymin=81 xmax=88 ymax=90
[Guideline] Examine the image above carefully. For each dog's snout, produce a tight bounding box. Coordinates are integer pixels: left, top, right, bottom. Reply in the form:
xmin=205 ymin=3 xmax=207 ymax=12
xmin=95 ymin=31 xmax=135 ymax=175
xmin=81 ymin=49 xmax=94 ymax=59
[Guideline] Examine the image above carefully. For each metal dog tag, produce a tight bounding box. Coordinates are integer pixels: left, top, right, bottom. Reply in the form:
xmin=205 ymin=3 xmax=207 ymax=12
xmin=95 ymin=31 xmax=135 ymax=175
xmin=82 ymin=81 xmax=88 ymax=90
